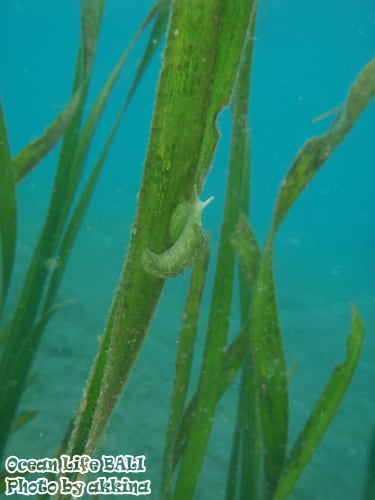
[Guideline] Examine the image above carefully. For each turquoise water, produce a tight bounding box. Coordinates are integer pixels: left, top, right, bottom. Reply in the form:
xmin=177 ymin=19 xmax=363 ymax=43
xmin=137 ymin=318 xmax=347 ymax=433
xmin=1 ymin=1 xmax=375 ymax=498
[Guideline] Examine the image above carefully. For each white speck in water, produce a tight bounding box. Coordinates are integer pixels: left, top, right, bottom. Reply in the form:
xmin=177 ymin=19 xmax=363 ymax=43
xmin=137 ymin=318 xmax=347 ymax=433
xmin=288 ymin=236 xmax=300 ymax=246
xmin=44 ymin=257 xmax=59 ymax=271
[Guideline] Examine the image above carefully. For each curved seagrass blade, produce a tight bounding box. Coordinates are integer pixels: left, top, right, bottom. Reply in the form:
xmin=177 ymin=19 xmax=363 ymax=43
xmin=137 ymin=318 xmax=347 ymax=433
xmin=240 ymin=59 xmax=374 ymax=499
xmin=273 ymin=307 xmax=364 ymax=500
xmin=0 ymin=104 xmax=17 ymax=315
xmin=12 ymin=89 xmax=83 ymax=182
xmin=0 ymin=0 xmax=162 ymax=460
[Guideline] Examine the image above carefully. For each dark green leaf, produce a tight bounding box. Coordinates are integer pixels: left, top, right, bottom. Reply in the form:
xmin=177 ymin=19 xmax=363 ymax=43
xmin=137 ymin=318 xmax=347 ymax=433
xmin=10 ymin=410 xmax=38 ymax=434
xmin=231 ymin=214 xmax=260 ymax=285
xmin=274 ymin=306 xmax=365 ymax=499
xmin=363 ymin=426 xmax=375 ymax=500
xmin=273 ymin=58 xmax=375 ymax=230
xmin=173 ymin=3 xmax=258 ymax=497
xmin=80 ymin=0 xmax=105 ymax=77
xmin=125 ymin=0 xmax=171 ymax=107
xmin=0 ymin=103 xmax=17 ymax=313
xmin=13 ymin=90 xmax=82 ymax=182
xmin=160 ymin=240 xmax=209 ymax=498
xmin=250 ymin=236 xmax=288 ymax=499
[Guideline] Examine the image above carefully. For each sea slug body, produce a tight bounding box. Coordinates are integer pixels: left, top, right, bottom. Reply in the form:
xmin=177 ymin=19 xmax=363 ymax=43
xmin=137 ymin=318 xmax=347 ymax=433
xmin=142 ymin=187 xmax=214 ymax=279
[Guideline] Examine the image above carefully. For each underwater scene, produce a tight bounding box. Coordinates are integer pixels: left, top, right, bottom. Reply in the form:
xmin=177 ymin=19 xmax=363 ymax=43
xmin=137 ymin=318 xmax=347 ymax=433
xmin=1 ymin=1 xmax=374 ymax=499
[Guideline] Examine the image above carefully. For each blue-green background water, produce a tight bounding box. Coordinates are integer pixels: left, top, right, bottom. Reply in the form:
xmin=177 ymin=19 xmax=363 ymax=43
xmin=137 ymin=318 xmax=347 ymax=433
xmin=1 ymin=1 xmax=375 ymax=498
